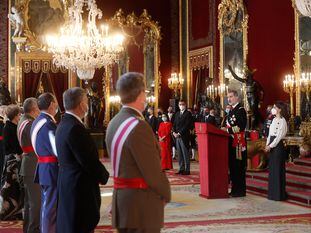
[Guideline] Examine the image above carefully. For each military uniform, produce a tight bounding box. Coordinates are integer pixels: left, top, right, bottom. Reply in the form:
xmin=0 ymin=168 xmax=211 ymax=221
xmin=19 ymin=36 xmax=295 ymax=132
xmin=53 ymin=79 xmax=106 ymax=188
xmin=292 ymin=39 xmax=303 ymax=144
xmin=18 ymin=114 xmax=41 ymax=233
xmin=106 ymin=107 xmax=171 ymax=233
xmin=30 ymin=112 xmax=58 ymax=233
xmin=226 ymin=103 xmax=247 ymax=197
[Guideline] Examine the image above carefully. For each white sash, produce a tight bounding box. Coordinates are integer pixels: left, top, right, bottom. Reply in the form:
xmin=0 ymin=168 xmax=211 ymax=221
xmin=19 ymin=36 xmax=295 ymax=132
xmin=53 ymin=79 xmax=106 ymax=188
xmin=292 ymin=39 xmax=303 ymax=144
xmin=18 ymin=120 xmax=30 ymax=144
xmin=31 ymin=118 xmax=47 ymax=155
xmin=111 ymin=117 xmax=139 ymax=177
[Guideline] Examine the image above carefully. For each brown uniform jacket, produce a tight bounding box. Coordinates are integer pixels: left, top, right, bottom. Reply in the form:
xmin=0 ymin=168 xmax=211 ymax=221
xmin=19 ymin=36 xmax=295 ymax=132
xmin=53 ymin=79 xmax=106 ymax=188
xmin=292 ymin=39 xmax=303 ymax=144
xmin=17 ymin=114 xmax=37 ymax=181
xmin=106 ymin=107 xmax=171 ymax=229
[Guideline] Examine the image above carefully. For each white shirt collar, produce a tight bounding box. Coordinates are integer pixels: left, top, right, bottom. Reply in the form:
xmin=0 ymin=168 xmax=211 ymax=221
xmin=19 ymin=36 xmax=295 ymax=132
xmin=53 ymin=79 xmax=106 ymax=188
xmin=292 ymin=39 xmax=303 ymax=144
xmin=232 ymin=103 xmax=239 ymax=109
xmin=42 ymin=111 xmax=56 ymax=123
xmin=66 ymin=111 xmax=84 ymax=125
xmin=123 ymin=105 xmax=144 ymax=119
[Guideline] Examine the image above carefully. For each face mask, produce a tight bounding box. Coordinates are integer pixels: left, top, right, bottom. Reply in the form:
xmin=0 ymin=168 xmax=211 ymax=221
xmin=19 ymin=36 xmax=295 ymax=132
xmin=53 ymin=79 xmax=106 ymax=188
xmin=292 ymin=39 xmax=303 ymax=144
xmin=162 ymin=117 xmax=168 ymax=122
xmin=84 ymin=105 xmax=89 ymax=118
xmin=271 ymin=108 xmax=277 ymax=115
xmin=83 ymin=103 xmax=89 ymax=118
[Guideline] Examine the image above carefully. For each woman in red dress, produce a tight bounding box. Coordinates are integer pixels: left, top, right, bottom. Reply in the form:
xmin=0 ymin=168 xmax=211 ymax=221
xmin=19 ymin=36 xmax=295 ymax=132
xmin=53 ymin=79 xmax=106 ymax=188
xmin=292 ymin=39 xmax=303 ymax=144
xmin=158 ymin=114 xmax=173 ymax=170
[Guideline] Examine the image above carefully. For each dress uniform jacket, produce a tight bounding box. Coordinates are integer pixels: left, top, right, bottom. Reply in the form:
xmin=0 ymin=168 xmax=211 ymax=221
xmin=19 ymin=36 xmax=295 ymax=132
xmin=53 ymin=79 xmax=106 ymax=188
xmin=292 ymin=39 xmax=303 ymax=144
xmin=31 ymin=112 xmax=58 ymax=185
xmin=56 ymin=113 xmax=109 ymax=233
xmin=226 ymin=103 xmax=247 ymax=196
xmin=18 ymin=114 xmax=38 ymax=180
xmin=106 ymin=107 xmax=171 ymax=230
xmin=30 ymin=112 xmax=58 ymax=233
xmin=18 ymin=114 xmax=41 ymax=233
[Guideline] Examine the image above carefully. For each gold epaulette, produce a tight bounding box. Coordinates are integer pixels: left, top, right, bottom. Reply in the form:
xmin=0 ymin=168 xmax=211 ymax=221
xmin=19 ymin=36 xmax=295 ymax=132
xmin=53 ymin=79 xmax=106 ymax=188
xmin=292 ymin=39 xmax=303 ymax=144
xmin=232 ymin=126 xmax=240 ymax=133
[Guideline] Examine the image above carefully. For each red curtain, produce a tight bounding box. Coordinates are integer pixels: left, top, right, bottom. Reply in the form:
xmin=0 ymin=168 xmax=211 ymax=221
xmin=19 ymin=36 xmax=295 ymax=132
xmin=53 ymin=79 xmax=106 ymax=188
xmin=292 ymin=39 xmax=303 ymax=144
xmin=23 ymin=71 xmax=41 ymax=99
xmin=23 ymin=70 xmax=68 ymax=111
xmin=192 ymin=68 xmax=209 ymax=106
xmin=49 ymin=72 xmax=68 ymax=110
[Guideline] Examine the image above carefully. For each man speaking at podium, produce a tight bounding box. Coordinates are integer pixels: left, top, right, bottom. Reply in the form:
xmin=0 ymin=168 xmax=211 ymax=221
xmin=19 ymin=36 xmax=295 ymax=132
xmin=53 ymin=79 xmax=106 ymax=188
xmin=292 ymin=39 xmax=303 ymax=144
xmin=222 ymin=89 xmax=247 ymax=197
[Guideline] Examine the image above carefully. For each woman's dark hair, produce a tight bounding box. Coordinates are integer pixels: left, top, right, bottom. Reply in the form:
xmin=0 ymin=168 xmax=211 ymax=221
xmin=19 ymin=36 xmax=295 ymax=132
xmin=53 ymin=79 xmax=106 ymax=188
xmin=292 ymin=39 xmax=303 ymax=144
xmin=274 ymin=101 xmax=289 ymax=121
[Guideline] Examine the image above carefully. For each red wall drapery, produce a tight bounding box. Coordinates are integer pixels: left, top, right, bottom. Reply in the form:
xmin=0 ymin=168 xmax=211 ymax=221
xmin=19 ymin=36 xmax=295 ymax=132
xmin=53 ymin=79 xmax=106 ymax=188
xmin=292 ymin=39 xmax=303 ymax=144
xmin=189 ymin=0 xmax=294 ymax=115
xmin=23 ymin=70 xmax=68 ymax=110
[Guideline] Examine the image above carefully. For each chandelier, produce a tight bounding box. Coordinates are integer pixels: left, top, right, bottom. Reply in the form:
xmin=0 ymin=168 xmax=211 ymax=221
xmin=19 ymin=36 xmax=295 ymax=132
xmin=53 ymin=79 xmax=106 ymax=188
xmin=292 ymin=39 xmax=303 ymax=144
xmin=46 ymin=0 xmax=124 ymax=83
xmin=295 ymin=0 xmax=311 ymax=17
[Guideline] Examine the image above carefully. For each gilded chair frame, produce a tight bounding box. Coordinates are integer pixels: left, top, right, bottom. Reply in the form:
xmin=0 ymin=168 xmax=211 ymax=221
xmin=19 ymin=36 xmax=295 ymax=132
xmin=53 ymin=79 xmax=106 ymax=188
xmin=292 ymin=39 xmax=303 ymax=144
xmin=218 ymin=0 xmax=249 ymax=107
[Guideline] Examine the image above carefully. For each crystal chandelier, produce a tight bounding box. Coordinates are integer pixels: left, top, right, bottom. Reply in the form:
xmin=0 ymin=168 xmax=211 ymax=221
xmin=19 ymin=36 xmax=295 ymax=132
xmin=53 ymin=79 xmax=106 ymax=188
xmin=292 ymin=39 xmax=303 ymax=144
xmin=46 ymin=0 xmax=124 ymax=83
xmin=295 ymin=0 xmax=311 ymax=17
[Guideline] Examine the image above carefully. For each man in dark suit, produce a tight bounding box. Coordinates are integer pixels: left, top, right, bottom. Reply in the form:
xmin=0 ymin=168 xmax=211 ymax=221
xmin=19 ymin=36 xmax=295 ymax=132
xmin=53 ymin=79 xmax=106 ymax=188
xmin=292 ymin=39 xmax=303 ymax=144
xmin=173 ymin=100 xmax=193 ymax=175
xmin=55 ymin=87 xmax=109 ymax=233
xmin=146 ymin=107 xmax=158 ymax=134
xmin=18 ymin=98 xmax=41 ymax=233
xmin=222 ymin=90 xmax=247 ymax=197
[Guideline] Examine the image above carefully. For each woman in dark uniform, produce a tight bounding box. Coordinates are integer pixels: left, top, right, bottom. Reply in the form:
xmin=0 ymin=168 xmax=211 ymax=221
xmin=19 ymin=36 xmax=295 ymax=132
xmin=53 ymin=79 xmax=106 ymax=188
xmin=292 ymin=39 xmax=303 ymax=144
xmin=265 ymin=101 xmax=288 ymax=201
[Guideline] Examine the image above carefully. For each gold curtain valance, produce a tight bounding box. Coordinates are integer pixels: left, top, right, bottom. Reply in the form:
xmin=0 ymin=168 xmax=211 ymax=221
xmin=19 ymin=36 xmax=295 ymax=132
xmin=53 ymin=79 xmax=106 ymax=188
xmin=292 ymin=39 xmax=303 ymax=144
xmin=22 ymin=60 xmax=67 ymax=74
xmin=189 ymin=47 xmax=213 ymax=71
xmin=189 ymin=54 xmax=210 ymax=70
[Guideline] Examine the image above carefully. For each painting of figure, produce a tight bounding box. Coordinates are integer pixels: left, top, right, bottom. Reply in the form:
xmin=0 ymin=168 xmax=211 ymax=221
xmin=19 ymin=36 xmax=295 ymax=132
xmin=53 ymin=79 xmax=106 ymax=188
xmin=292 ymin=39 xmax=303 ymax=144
xmin=28 ymin=0 xmax=65 ymax=42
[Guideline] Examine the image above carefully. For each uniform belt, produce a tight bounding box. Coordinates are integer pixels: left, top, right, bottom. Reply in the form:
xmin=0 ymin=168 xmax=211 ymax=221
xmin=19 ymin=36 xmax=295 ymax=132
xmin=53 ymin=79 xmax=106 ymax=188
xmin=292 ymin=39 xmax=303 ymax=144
xmin=22 ymin=146 xmax=34 ymax=153
xmin=114 ymin=177 xmax=148 ymax=189
xmin=37 ymin=155 xmax=58 ymax=163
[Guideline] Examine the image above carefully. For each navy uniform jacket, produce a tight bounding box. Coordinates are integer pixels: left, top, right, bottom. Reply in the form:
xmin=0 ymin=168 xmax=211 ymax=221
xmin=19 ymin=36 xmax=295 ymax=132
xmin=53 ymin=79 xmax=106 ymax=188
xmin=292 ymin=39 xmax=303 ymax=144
xmin=56 ymin=113 xmax=109 ymax=233
xmin=30 ymin=112 xmax=58 ymax=185
xmin=226 ymin=103 xmax=247 ymax=135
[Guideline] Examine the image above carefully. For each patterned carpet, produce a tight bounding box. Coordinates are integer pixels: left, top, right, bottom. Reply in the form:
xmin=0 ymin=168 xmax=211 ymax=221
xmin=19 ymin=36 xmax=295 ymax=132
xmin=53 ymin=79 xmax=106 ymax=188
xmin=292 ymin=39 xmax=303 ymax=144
xmin=1 ymin=161 xmax=311 ymax=232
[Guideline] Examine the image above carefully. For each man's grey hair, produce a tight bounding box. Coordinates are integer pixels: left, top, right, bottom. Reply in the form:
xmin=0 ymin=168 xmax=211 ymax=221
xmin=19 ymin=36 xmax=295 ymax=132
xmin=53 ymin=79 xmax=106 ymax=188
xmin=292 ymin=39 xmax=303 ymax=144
xmin=63 ymin=87 xmax=86 ymax=111
xmin=116 ymin=72 xmax=145 ymax=104
xmin=23 ymin=97 xmax=38 ymax=114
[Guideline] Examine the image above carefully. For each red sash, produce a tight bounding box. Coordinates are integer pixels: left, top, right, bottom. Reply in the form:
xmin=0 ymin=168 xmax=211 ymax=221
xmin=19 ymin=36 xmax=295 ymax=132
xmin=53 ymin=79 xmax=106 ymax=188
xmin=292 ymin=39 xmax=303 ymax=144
xmin=22 ymin=146 xmax=35 ymax=153
xmin=37 ymin=155 xmax=58 ymax=163
xmin=111 ymin=116 xmax=148 ymax=189
xmin=114 ymin=177 xmax=148 ymax=189
xmin=232 ymin=131 xmax=246 ymax=160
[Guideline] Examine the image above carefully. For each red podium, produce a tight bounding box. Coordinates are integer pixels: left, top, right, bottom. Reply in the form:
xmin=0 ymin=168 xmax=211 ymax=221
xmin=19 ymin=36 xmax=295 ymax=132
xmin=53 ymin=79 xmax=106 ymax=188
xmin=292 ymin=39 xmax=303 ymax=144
xmin=195 ymin=123 xmax=229 ymax=199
